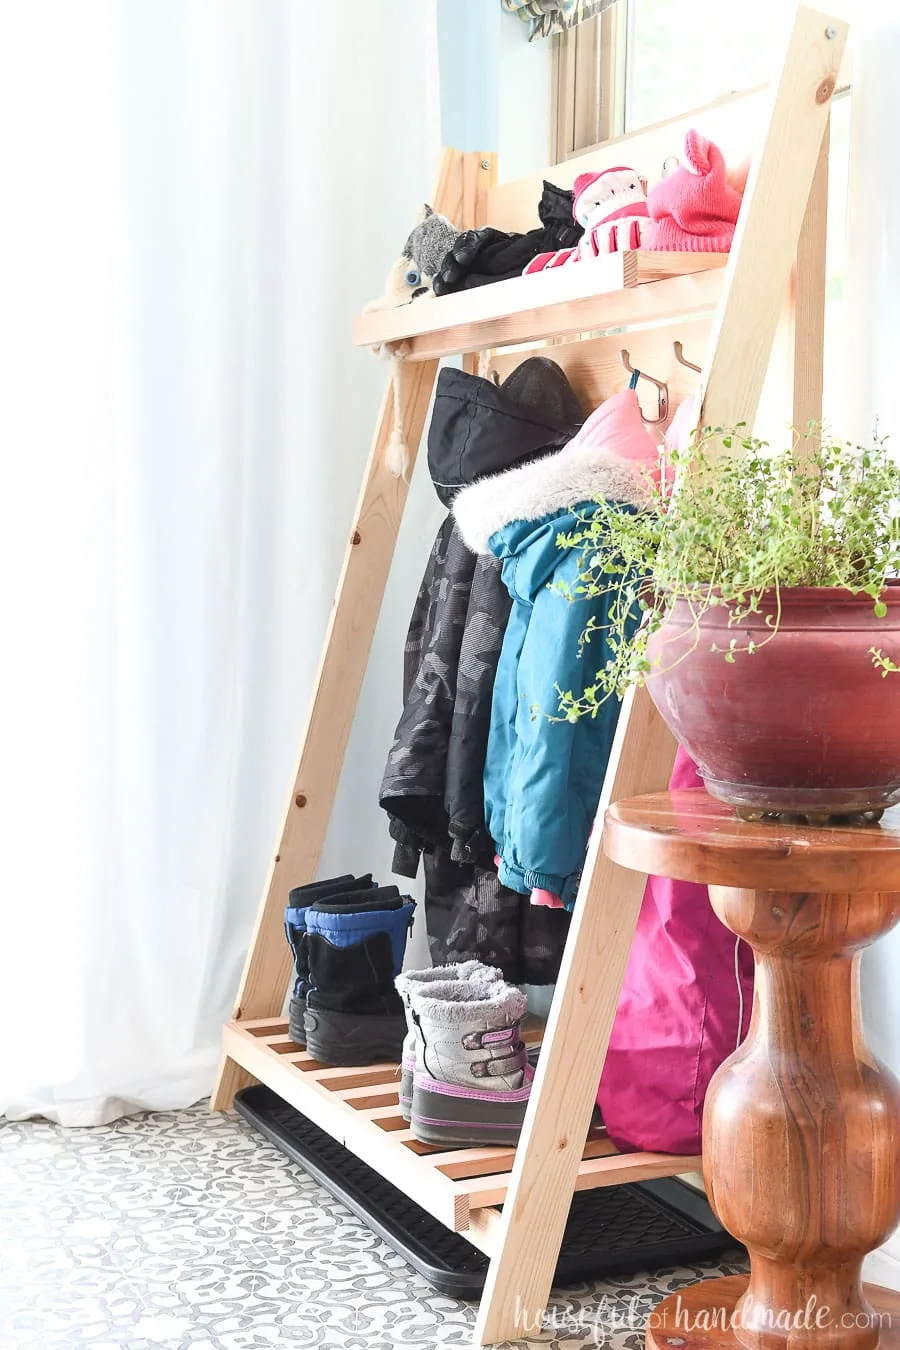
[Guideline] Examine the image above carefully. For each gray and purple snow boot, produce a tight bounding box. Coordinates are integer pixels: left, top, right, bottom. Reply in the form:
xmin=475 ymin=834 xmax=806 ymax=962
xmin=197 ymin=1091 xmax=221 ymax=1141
xmin=395 ymin=962 xmax=502 ymax=1120
xmin=409 ymin=982 xmax=532 ymax=1147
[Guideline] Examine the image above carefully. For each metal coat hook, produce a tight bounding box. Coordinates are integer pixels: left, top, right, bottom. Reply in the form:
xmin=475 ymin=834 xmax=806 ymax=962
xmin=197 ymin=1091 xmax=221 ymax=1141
xmin=673 ymin=340 xmax=702 ymax=374
xmin=476 ymin=349 xmax=501 ymax=386
xmin=620 ymin=349 xmax=669 ymax=425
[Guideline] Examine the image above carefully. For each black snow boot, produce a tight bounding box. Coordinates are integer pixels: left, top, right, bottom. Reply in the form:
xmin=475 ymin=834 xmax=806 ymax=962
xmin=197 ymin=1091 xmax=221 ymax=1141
xmin=284 ymin=874 xmax=375 ymax=1044
xmin=304 ymin=887 xmax=416 ymax=1066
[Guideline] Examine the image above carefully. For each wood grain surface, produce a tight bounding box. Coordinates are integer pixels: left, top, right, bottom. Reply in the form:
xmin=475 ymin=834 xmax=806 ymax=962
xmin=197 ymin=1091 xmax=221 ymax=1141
xmin=605 ymin=791 xmax=900 ymax=894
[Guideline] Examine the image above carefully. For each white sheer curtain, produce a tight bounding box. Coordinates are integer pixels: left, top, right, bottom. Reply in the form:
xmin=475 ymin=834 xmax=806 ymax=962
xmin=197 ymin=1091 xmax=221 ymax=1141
xmin=0 ymin=0 xmax=441 ymax=1124
xmin=844 ymin=2 xmax=900 ymax=1288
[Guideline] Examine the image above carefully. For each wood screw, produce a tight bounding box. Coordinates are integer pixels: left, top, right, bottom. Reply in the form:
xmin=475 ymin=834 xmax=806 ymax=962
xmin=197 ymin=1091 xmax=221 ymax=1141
xmin=295 ymin=793 xmax=307 ymax=808
xmin=480 ymin=158 xmax=490 ymax=169
xmin=825 ymin=25 xmax=837 ymax=38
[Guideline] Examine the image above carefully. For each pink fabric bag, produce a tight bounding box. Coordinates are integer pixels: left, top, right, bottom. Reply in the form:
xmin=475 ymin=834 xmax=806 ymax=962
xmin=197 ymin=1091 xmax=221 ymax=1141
xmin=596 ymin=748 xmax=754 ymax=1154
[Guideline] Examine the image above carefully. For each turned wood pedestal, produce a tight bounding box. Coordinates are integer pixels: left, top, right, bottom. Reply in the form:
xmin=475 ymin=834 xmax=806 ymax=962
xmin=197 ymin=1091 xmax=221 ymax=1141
xmin=604 ymin=790 xmax=900 ymax=1350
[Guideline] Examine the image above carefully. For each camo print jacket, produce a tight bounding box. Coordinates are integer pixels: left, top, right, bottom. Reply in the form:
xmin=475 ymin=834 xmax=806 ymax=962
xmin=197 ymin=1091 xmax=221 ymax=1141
xmin=379 ymin=359 xmax=585 ymax=879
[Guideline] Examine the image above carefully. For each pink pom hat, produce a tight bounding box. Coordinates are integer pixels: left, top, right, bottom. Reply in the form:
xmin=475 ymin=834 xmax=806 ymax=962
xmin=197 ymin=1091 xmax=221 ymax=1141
xmin=647 ymin=130 xmax=743 ymax=253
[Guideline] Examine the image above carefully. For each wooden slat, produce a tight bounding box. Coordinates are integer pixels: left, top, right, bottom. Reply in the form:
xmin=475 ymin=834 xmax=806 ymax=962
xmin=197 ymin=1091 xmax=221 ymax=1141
xmin=459 ymin=1151 xmax=705 ymax=1212
xmin=243 ymin=1019 xmax=291 ymax=1037
xmin=431 ymin=1134 xmax=616 ymax=1182
xmin=357 ymin=1105 xmax=408 ymax=1130
xmin=286 ymin=1052 xmax=330 ymax=1072
xmin=400 ymin=1134 xmax=446 ymax=1155
xmin=331 ymin=1083 xmax=400 ymax=1108
xmin=304 ymin=1065 xmax=400 ymax=1090
xmin=384 ymin=271 xmax=724 ymax=363
xmin=353 ymin=250 xmax=627 ymax=345
xmin=353 ymin=253 xmax=726 ymax=360
xmin=793 ymin=127 xmax=829 ymax=446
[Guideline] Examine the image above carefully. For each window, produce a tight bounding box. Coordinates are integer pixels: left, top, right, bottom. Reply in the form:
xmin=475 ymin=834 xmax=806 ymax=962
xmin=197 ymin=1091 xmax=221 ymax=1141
xmin=623 ymin=0 xmax=790 ymax=131
xmin=550 ymin=9 xmax=625 ymax=160
xmin=552 ymin=0 xmax=851 ymax=427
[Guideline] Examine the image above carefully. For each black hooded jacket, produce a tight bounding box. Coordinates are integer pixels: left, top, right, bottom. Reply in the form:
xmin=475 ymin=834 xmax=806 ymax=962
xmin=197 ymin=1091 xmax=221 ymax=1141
xmin=379 ymin=357 xmax=585 ymax=877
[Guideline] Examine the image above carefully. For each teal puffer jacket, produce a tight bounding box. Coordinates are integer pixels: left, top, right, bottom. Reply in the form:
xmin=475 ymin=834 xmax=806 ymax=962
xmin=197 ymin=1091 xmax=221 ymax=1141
xmin=454 ymin=441 xmax=647 ymax=909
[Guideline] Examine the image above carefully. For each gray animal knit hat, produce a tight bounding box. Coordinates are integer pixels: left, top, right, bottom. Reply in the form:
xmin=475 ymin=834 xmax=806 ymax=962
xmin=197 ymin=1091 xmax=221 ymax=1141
xmin=403 ymin=205 xmax=458 ymax=279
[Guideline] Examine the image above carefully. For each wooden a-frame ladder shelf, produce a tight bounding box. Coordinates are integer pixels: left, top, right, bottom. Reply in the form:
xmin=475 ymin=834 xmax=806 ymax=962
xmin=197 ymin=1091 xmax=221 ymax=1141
xmin=213 ymin=7 xmax=847 ymax=1344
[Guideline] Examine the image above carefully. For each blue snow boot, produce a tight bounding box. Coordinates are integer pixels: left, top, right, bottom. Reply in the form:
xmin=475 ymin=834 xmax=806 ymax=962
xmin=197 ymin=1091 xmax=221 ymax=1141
xmin=284 ymin=874 xmax=375 ymax=1044
xmin=304 ymin=887 xmax=416 ymax=1066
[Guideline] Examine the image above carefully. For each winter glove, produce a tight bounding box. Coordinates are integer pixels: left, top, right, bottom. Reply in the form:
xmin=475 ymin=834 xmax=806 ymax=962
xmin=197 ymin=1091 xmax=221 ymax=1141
xmin=433 ymin=182 xmax=582 ymax=296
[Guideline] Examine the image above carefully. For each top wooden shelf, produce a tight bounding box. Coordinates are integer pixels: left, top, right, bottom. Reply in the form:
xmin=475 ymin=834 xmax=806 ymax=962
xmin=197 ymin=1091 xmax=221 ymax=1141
xmin=353 ymin=251 xmax=728 ymax=361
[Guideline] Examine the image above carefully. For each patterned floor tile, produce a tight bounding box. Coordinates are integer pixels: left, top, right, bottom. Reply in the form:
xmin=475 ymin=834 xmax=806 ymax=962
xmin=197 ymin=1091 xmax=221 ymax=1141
xmin=0 ymin=1104 xmax=746 ymax=1348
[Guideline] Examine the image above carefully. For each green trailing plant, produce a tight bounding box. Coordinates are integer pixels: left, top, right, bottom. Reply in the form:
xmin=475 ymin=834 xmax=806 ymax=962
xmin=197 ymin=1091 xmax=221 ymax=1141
xmin=555 ymin=427 xmax=900 ymax=722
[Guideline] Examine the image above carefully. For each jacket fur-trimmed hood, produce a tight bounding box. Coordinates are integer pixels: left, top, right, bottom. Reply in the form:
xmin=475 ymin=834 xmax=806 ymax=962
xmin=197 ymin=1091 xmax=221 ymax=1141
xmin=453 ymin=441 xmax=652 ymax=555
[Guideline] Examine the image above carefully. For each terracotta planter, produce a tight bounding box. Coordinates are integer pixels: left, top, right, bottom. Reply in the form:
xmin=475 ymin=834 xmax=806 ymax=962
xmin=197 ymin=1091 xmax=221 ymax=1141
xmin=645 ymin=584 xmax=900 ymax=816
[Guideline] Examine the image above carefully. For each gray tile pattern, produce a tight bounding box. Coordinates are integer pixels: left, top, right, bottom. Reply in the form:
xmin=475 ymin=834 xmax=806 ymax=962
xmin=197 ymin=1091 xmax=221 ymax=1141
xmin=0 ymin=1103 xmax=746 ymax=1348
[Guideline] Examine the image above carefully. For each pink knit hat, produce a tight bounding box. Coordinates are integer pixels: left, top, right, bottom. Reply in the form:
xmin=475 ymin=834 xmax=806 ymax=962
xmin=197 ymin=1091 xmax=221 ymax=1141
xmin=647 ymin=131 xmax=743 ymax=253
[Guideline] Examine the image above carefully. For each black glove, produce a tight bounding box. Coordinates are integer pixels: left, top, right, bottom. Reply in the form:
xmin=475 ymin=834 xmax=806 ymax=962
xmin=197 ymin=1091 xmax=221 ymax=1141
xmin=432 ymin=182 xmax=583 ymax=297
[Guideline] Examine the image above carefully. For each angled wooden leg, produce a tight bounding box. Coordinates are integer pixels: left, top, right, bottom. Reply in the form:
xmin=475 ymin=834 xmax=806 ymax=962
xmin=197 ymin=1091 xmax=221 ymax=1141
xmin=473 ymin=686 xmax=677 ymax=1344
xmin=212 ymin=146 xmax=495 ymax=1112
xmin=792 ymin=129 xmax=829 ymax=440
xmin=211 ymin=356 xmax=437 ymax=1110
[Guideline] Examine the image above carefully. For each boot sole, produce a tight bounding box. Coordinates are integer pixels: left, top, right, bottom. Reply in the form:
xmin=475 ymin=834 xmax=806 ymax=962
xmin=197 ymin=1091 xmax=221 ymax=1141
xmin=410 ymin=1081 xmax=527 ymax=1147
xmin=304 ymin=1007 xmax=407 ymax=1067
xmin=288 ymin=997 xmax=307 ymax=1047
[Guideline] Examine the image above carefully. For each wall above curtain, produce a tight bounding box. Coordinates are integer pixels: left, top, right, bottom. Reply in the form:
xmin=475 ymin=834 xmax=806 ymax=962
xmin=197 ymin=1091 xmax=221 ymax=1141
xmin=501 ymin=0 xmax=619 ymax=42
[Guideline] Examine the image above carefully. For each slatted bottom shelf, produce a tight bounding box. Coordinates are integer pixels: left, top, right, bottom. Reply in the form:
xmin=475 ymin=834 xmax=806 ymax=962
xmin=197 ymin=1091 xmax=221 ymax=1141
xmin=234 ymin=1082 xmax=738 ymax=1298
xmin=224 ymin=1016 xmax=703 ymax=1253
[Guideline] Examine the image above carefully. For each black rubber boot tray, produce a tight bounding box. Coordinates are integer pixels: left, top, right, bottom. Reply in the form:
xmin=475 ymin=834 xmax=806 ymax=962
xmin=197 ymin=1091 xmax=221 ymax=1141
xmin=234 ymin=1084 xmax=741 ymax=1299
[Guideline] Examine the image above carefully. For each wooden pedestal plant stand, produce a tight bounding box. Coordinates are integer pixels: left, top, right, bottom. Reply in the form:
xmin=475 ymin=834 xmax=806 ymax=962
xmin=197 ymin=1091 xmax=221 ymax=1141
xmin=211 ymin=8 xmax=856 ymax=1343
xmin=606 ymin=793 xmax=900 ymax=1350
